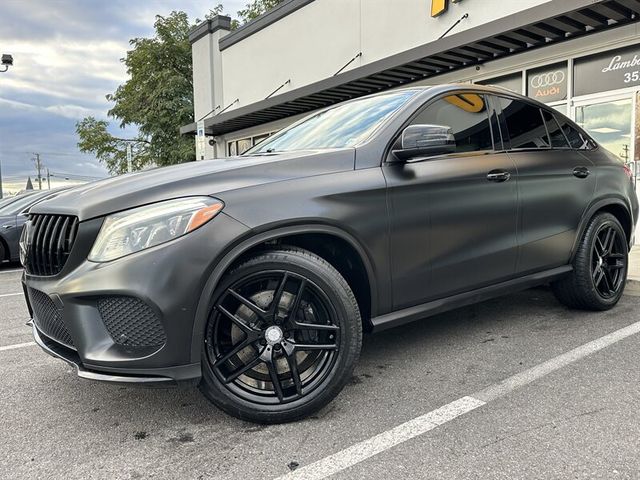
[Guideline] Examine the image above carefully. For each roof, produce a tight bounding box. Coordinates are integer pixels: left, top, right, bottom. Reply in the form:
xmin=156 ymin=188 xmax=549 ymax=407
xmin=182 ymin=0 xmax=640 ymax=137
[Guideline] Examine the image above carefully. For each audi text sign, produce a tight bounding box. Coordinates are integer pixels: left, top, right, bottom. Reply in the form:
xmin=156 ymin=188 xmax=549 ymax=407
xmin=574 ymin=44 xmax=640 ymax=96
xmin=527 ymin=62 xmax=568 ymax=103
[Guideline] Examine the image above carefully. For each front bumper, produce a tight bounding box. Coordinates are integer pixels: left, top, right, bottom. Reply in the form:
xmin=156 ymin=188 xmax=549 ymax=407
xmin=24 ymin=212 xmax=249 ymax=385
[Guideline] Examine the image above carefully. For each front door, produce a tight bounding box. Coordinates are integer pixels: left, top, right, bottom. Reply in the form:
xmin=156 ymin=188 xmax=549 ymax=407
xmin=384 ymin=93 xmax=518 ymax=310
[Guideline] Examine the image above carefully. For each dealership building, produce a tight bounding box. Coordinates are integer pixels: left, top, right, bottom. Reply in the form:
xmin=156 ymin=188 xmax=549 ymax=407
xmin=182 ymin=0 xmax=640 ymax=167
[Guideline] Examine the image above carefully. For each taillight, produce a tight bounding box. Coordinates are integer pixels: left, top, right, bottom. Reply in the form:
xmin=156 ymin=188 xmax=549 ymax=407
xmin=623 ymin=164 xmax=633 ymax=180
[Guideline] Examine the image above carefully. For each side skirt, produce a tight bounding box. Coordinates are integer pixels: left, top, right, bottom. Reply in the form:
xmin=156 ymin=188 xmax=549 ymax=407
xmin=371 ymin=265 xmax=572 ymax=332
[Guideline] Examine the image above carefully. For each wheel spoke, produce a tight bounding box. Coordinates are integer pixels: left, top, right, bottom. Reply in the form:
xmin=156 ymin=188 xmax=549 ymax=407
xmin=293 ymin=322 xmax=340 ymax=331
xmin=213 ymin=337 xmax=254 ymax=367
xmin=227 ymin=288 xmax=268 ymax=319
xmin=603 ymin=228 xmax=616 ymax=254
xmin=294 ymin=343 xmax=338 ymax=351
xmin=217 ymin=305 xmax=258 ymax=333
xmin=608 ymin=253 xmax=625 ymax=260
xmin=602 ymin=269 xmax=614 ymax=294
xmin=265 ymin=350 xmax=285 ymax=401
xmin=595 ymin=236 xmax=606 ymax=256
xmin=593 ymin=267 xmax=605 ymax=287
xmin=224 ymin=355 xmax=262 ymax=383
xmin=608 ymin=262 xmax=625 ymax=270
xmin=284 ymin=350 xmax=303 ymax=396
xmin=286 ymin=278 xmax=307 ymax=323
xmin=268 ymin=273 xmax=289 ymax=316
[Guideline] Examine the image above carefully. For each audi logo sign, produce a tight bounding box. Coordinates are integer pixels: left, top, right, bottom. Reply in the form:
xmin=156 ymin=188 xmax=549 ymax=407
xmin=527 ymin=63 xmax=568 ymax=103
xmin=529 ymin=71 xmax=566 ymax=89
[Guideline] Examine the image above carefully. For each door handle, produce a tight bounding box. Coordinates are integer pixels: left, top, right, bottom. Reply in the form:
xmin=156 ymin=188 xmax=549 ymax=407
xmin=1 ymin=224 xmax=12 ymax=229
xmin=573 ymin=166 xmax=590 ymax=179
xmin=487 ymin=170 xmax=511 ymax=182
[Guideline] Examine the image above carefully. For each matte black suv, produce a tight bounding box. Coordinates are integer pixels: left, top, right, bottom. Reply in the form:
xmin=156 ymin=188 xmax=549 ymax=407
xmin=22 ymin=85 xmax=638 ymax=423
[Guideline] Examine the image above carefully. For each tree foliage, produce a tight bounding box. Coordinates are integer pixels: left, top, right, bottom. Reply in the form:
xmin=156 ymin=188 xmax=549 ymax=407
xmin=77 ymin=2 xmax=285 ymax=174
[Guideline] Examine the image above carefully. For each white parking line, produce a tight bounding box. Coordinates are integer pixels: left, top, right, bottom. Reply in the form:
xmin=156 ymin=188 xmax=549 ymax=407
xmin=0 ymin=342 xmax=35 ymax=352
xmin=0 ymin=292 xmax=22 ymax=298
xmin=0 ymin=268 xmax=22 ymax=275
xmin=277 ymin=319 xmax=640 ymax=480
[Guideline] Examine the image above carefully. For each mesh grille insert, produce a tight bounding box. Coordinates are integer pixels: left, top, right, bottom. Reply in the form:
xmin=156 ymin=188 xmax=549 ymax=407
xmin=98 ymin=296 xmax=166 ymax=348
xmin=29 ymin=288 xmax=74 ymax=348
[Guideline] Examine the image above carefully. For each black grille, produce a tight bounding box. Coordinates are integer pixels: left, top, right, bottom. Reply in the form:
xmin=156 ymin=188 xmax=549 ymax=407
xmin=29 ymin=288 xmax=74 ymax=348
xmin=98 ymin=296 xmax=166 ymax=348
xmin=25 ymin=214 xmax=79 ymax=276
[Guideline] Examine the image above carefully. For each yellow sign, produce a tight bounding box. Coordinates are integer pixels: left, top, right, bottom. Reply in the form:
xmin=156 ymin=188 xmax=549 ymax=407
xmin=431 ymin=0 xmax=463 ymax=18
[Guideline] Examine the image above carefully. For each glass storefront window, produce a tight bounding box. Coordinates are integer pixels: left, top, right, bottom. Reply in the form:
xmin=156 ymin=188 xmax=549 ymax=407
xmin=575 ymin=99 xmax=633 ymax=162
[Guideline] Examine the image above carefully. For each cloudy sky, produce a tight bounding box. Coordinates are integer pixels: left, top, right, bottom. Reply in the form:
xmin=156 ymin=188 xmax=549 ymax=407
xmin=0 ymin=0 xmax=245 ymax=194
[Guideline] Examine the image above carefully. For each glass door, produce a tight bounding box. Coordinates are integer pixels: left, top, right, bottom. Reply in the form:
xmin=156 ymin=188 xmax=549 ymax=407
xmin=574 ymin=95 xmax=634 ymax=164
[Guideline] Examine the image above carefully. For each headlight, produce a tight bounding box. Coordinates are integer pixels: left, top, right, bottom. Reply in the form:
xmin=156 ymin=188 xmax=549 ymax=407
xmin=88 ymin=197 xmax=224 ymax=262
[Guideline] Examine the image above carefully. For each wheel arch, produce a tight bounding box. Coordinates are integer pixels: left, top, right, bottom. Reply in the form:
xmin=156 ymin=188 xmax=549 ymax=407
xmin=190 ymin=223 xmax=378 ymax=364
xmin=571 ymin=197 xmax=633 ymax=262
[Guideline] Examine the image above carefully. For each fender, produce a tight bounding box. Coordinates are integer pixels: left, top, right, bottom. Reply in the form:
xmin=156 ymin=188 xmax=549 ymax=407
xmin=570 ymin=195 xmax=632 ymax=262
xmin=189 ymin=223 xmax=379 ymax=364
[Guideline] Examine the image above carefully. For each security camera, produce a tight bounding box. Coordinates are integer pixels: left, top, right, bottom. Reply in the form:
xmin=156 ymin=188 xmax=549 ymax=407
xmin=208 ymin=138 xmax=216 ymax=147
xmin=1 ymin=54 xmax=13 ymax=66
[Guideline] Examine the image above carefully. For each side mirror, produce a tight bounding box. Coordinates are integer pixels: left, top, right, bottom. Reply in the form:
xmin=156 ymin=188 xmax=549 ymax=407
xmin=391 ymin=124 xmax=456 ymax=161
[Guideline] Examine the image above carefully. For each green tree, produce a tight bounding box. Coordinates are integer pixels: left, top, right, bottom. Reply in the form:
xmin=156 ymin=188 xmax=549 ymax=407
xmin=77 ymin=11 xmax=195 ymax=174
xmin=77 ymin=3 xmax=284 ymax=174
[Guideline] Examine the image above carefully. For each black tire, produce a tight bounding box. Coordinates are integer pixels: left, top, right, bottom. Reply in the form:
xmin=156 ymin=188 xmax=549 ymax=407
xmin=0 ymin=242 xmax=5 ymax=263
xmin=199 ymin=247 xmax=362 ymax=424
xmin=552 ymin=213 xmax=628 ymax=311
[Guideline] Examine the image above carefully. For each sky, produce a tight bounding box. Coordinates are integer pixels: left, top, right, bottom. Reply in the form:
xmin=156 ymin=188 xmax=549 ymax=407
xmin=0 ymin=0 xmax=245 ymax=195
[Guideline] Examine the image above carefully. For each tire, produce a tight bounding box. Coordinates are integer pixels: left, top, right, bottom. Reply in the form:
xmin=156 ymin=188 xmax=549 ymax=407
xmin=0 ymin=242 xmax=4 ymax=263
xmin=199 ymin=247 xmax=362 ymax=424
xmin=552 ymin=213 xmax=628 ymax=311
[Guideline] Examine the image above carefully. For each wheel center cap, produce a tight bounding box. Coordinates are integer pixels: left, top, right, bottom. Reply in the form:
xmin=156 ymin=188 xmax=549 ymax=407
xmin=265 ymin=326 xmax=284 ymax=345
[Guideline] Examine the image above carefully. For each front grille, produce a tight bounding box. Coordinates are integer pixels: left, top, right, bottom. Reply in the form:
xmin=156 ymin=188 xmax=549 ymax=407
xmin=28 ymin=288 xmax=74 ymax=348
xmin=25 ymin=214 xmax=79 ymax=276
xmin=98 ymin=296 xmax=166 ymax=348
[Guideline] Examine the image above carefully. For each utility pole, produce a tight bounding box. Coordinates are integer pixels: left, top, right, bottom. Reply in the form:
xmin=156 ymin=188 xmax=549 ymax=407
xmin=126 ymin=143 xmax=133 ymax=173
xmin=33 ymin=153 xmax=43 ymax=190
xmin=47 ymin=168 xmax=51 ymax=189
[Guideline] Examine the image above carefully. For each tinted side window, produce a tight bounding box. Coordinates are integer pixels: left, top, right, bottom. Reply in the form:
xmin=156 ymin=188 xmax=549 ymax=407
xmin=555 ymin=116 xmax=595 ymax=150
xmin=408 ymin=94 xmax=494 ymax=153
xmin=542 ymin=110 xmax=570 ymax=149
xmin=499 ymin=98 xmax=549 ymax=149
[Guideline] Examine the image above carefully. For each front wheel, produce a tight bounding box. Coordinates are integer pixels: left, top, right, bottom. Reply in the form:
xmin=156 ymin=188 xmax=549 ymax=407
xmin=552 ymin=212 xmax=628 ymax=310
xmin=199 ymin=247 xmax=362 ymax=423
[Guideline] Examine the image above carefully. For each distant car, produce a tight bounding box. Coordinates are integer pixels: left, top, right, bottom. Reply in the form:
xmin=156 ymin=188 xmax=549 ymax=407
xmin=22 ymin=85 xmax=638 ymax=423
xmin=0 ymin=189 xmax=70 ymax=262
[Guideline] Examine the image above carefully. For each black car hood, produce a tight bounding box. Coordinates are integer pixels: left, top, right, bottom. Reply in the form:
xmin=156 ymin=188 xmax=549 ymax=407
xmin=30 ymin=149 xmax=355 ymax=221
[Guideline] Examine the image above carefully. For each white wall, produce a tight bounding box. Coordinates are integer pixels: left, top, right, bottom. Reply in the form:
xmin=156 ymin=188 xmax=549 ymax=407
xmin=217 ymin=0 xmax=555 ymax=112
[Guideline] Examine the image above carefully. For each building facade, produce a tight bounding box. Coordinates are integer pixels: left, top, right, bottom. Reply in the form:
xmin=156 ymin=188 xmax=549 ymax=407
xmin=183 ymin=0 xmax=640 ymax=171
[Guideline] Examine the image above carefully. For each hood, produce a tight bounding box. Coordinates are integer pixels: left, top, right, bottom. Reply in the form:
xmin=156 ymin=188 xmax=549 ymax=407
xmin=30 ymin=149 xmax=355 ymax=221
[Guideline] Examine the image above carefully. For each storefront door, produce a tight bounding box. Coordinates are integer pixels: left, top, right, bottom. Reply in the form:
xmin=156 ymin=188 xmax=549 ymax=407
xmin=573 ymin=93 xmax=635 ymax=169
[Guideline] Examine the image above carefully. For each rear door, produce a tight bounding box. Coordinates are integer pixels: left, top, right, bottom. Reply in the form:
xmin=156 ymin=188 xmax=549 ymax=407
xmin=384 ymin=93 xmax=519 ymax=310
xmin=495 ymin=97 xmax=597 ymax=274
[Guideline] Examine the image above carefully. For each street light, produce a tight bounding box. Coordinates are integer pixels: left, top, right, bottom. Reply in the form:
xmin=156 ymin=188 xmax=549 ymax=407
xmin=1 ymin=54 xmax=13 ymax=73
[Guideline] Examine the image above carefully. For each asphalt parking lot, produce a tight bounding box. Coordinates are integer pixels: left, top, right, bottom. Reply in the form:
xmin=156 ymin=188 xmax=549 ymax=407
xmin=2 ymin=262 xmax=640 ymax=480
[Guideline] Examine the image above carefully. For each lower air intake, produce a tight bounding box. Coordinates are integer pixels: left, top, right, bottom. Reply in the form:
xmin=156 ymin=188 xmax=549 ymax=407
xmin=98 ymin=296 xmax=166 ymax=348
xmin=29 ymin=288 xmax=74 ymax=348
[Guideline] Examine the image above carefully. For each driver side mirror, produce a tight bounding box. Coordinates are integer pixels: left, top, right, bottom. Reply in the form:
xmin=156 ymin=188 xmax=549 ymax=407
xmin=391 ymin=124 xmax=456 ymax=162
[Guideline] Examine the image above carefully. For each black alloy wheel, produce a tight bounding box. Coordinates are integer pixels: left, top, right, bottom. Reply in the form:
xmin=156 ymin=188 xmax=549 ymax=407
xmin=591 ymin=223 xmax=626 ymax=299
xmin=552 ymin=212 xmax=628 ymax=310
xmin=200 ymin=247 xmax=362 ymax=423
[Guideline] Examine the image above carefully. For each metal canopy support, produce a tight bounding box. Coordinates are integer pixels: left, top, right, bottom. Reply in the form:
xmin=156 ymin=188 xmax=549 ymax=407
xmin=180 ymin=0 xmax=640 ymax=137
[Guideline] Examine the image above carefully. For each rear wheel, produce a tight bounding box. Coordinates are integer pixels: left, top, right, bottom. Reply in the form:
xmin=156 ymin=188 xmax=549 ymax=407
xmin=199 ymin=247 xmax=362 ymax=423
xmin=552 ymin=213 xmax=628 ymax=310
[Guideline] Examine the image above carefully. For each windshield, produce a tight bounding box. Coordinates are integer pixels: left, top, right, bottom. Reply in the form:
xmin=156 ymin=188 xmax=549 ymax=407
xmin=245 ymin=90 xmax=419 ymax=154
xmin=0 ymin=190 xmax=56 ymax=216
